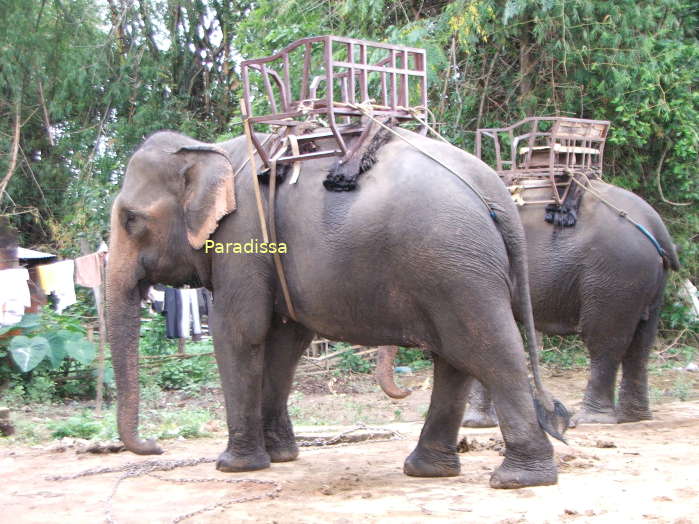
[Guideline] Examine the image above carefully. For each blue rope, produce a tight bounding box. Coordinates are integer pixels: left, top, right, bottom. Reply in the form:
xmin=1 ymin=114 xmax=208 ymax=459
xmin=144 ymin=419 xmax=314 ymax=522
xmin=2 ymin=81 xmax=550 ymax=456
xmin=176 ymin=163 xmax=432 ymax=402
xmin=633 ymin=223 xmax=668 ymax=258
xmin=570 ymin=176 xmax=668 ymax=262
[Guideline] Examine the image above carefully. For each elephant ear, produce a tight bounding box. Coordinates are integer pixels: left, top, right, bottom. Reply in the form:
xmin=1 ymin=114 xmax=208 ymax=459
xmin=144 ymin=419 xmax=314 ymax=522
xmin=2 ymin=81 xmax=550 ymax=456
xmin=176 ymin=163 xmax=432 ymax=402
xmin=175 ymin=145 xmax=237 ymax=250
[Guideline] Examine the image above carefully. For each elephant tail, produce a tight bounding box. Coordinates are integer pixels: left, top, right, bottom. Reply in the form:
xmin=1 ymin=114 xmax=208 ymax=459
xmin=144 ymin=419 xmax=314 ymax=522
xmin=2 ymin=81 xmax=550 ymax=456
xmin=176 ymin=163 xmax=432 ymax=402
xmin=654 ymin=222 xmax=680 ymax=271
xmin=494 ymin=208 xmax=571 ymax=442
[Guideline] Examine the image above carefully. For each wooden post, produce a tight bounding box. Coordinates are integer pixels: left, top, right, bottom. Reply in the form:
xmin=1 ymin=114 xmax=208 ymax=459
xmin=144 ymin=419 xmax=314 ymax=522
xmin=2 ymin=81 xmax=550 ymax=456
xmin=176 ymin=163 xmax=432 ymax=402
xmin=80 ymin=239 xmax=107 ymax=417
xmin=95 ymin=257 xmax=107 ymax=417
xmin=177 ymin=337 xmax=186 ymax=355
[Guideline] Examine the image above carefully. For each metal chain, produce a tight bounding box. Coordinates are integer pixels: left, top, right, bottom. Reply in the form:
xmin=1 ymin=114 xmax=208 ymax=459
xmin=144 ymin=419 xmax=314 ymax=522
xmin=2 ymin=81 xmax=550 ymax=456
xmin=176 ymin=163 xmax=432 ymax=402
xmin=44 ymin=426 xmax=403 ymax=523
xmin=46 ymin=457 xmax=280 ymax=524
xmin=149 ymin=474 xmax=282 ymax=524
xmin=297 ymin=424 xmax=405 ymax=447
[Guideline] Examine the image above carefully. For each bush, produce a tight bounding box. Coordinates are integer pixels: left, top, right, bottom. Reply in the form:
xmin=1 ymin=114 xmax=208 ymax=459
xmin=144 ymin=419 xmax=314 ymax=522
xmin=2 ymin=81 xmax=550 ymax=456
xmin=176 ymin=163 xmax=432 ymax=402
xmin=156 ymin=356 xmax=217 ymax=391
xmin=540 ymin=336 xmax=589 ymax=369
xmin=339 ymin=351 xmax=374 ymax=373
xmin=48 ymin=412 xmax=103 ymax=439
xmin=395 ymin=347 xmax=432 ymax=370
xmin=140 ymin=313 xmax=177 ymax=356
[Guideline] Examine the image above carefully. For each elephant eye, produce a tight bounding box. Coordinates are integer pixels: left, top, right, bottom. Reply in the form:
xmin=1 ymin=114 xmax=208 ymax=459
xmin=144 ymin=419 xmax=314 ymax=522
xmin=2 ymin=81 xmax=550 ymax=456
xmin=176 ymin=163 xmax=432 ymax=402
xmin=122 ymin=209 xmax=145 ymax=235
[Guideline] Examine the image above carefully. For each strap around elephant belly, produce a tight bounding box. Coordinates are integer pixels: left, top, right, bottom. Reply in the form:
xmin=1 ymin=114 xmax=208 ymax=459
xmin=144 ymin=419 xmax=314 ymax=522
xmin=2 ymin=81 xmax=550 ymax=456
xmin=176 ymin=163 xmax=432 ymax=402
xmin=241 ymin=100 xmax=298 ymax=322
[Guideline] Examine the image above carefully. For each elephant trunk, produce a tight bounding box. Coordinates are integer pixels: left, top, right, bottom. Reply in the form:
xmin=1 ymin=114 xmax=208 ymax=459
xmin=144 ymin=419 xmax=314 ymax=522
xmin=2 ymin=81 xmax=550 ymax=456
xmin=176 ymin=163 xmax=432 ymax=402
xmin=375 ymin=346 xmax=411 ymax=399
xmin=106 ymin=242 xmax=163 ymax=455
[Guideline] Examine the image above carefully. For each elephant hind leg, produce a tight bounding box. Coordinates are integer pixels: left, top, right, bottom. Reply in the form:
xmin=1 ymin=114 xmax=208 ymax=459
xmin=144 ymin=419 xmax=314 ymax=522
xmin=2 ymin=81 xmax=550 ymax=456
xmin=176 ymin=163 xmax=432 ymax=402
xmin=262 ymin=317 xmax=314 ymax=462
xmin=572 ymin=308 xmax=640 ymax=426
xmin=407 ymin=314 xmax=557 ymax=488
xmin=404 ymin=354 xmax=470 ymax=478
xmin=462 ymin=379 xmax=498 ymax=428
xmin=617 ymin=305 xmax=660 ymax=423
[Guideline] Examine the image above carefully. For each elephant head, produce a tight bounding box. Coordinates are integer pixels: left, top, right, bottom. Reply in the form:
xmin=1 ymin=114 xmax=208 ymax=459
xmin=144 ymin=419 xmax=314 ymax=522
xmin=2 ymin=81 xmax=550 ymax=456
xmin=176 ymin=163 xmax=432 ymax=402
xmin=106 ymin=131 xmax=237 ymax=454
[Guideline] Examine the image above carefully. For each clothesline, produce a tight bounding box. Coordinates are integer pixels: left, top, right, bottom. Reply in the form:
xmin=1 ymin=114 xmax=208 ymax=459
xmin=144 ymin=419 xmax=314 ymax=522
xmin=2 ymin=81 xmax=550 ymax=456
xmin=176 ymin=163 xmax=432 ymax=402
xmin=1 ymin=244 xmax=213 ymax=344
xmin=0 ymin=246 xmax=107 ymax=326
xmin=148 ymin=286 xmax=213 ymax=340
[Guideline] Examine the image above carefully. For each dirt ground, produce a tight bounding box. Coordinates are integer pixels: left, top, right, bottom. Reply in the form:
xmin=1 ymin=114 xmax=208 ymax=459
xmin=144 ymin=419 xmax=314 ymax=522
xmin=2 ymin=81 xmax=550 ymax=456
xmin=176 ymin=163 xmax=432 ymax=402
xmin=2 ymin=369 xmax=698 ymax=524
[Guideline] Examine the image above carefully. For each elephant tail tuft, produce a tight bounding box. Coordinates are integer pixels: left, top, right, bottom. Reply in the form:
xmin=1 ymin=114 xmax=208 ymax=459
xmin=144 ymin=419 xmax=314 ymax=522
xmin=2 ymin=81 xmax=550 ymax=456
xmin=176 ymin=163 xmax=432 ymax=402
xmin=534 ymin=396 xmax=571 ymax=443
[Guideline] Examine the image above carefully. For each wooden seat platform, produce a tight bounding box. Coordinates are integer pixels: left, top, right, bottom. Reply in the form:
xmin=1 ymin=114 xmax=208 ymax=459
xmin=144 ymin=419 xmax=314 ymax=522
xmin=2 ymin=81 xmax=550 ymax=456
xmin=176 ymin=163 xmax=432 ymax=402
xmin=240 ymin=35 xmax=429 ymax=170
xmin=476 ymin=117 xmax=610 ymax=205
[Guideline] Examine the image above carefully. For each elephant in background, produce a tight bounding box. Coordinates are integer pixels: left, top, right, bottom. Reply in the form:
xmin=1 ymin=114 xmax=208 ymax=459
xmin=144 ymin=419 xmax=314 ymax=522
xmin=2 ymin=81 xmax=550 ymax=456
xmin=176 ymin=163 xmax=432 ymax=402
xmin=377 ymin=180 xmax=679 ymax=427
xmin=107 ymin=127 xmax=569 ymax=489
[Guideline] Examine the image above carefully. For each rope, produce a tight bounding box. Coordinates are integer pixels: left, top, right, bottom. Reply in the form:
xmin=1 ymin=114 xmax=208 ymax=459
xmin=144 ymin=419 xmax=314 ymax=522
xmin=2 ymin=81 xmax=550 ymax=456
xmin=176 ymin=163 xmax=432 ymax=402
xmin=347 ymin=102 xmax=498 ymax=222
xmin=232 ymin=135 xmax=274 ymax=178
xmin=269 ymin=156 xmax=298 ymax=321
xmin=570 ymin=175 xmax=668 ymax=259
xmin=240 ymin=99 xmax=270 ymax=244
xmin=408 ymin=107 xmax=451 ymax=144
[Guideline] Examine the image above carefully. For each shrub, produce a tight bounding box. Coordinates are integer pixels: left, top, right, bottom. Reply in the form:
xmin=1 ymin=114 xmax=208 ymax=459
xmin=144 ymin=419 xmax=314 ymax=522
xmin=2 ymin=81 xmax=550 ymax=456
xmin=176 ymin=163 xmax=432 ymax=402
xmin=156 ymin=356 xmax=217 ymax=391
xmin=48 ymin=412 xmax=103 ymax=439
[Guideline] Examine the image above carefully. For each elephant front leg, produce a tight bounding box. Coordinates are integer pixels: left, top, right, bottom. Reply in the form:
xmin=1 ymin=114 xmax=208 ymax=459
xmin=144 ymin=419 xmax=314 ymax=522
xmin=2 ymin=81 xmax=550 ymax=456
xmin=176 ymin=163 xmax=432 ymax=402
xmin=462 ymin=379 xmax=499 ymax=428
xmin=404 ymin=354 xmax=468 ymax=477
xmin=212 ymin=313 xmax=271 ymax=473
xmin=262 ymin=317 xmax=314 ymax=462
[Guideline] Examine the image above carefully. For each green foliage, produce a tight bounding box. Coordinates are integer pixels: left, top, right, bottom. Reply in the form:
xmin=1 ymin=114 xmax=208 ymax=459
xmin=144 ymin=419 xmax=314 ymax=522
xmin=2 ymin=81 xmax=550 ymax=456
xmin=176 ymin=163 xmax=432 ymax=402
xmin=135 ymin=314 xmax=217 ymax=391
xmin=335 ymin=343 xmax=374 ymax=374
xmin=156 ymin=356 xmax=217 ymax=391
xmin=8 ymin=335 xmax=49 ymax=373
xmin=48 ymin=412 xmax=103 ymax=439
xmin=140 ymin=314 xmax=177 ymax=356
xmin=338 ymin=351 xmax=374 ymax=374
xmin=540 ymin=336 xmax=589 ymax=369
xmin=1 ymin=310 xmax=96 ymax=374
xmin=0 ymin=308 xmax=104 ymax=402
xmin=25 ymin=375 xmax=56 ymax=404
xmin=671 ymin=377 xmax=693 ymax=402
xmin=395 ymin=347 xmax=432 ymax=370
xmin=145 ymin=409 xmax=213 ymax=440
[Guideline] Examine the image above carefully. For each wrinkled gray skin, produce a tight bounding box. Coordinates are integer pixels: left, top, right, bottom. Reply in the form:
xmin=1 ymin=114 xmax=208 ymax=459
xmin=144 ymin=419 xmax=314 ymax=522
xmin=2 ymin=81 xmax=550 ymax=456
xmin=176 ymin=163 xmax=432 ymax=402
xmin=107 ymin=128 xmax=567 ymax=489
xmin=379 ymin=182 xmax=679 ymax=428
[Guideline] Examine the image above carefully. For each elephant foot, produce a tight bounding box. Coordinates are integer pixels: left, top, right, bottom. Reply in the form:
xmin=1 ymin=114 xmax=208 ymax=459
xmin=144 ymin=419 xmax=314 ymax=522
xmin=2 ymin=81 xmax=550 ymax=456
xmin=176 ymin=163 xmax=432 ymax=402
xmin=569 ymin=409 xmax=617 ymax=427
xmin=489 ymin=456 xmax=558 ymax=489
xmin=403 ymin=445 xmax=461 ymax=477
xmin=615 ymin=407 xmax=652 ymax=424
xmin=266 ymin=442 xmax=299 ymax=462
xmin=461 ymin=407 xmax=499 ymax=428
xmin=216 ymin=448 xmax=271 ymax=472
xmin=264 ymin=420 xmax=299 ymax=462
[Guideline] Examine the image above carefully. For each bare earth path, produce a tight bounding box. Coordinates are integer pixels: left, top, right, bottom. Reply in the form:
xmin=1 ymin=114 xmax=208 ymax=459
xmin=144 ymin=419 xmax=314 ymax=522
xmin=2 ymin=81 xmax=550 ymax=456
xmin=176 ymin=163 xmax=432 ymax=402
xmin=2 ymin=399 xmax=698 ymax=523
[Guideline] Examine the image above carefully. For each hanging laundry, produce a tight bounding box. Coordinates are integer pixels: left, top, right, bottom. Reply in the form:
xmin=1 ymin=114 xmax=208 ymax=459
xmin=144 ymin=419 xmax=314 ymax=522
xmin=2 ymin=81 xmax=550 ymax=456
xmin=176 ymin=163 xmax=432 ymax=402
xmin=147 ymin=285 xmax=165 ymax=314
xmin=179 ymin=288 xmax=201 ymax=340
xmin=0 ymin=267 xmax=31 ymax=326
xmin=197 ymin=288 xmax=214 ymax=337
xmin=75 ymin=252 xmax=105 ymax=288
xmin=36 ymin=260 xmax=77 ymax=313
xmin=197 ymin=288 xmax=210 ymax=317
xmin=164 ymin=287 xmax=181 ymax=339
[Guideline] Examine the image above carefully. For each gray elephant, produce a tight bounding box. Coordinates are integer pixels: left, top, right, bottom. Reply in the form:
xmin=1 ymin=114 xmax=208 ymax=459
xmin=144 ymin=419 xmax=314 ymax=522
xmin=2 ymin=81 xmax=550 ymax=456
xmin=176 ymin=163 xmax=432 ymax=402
xmin=106 ymin=128 xmax=570 ymax=489
xmin=376 ymin=180 xmax=679 ymax=427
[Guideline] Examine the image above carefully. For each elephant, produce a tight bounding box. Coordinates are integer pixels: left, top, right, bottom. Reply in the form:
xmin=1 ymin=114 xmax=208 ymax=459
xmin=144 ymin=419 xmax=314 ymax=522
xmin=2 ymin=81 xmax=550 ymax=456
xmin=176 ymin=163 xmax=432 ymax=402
xmin=376 ymin=179 xmax=679 ymax=427
xmin=106 ymin=127 xmax=570 ymax=489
